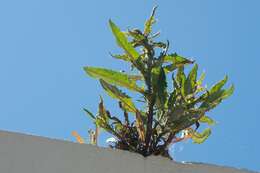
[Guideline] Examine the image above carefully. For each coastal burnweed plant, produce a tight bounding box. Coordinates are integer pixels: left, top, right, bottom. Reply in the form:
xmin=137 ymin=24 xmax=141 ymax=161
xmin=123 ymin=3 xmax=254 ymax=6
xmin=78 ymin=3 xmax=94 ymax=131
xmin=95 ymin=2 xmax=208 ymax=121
xmin=81 ymin=7 xmax=234 ymax=159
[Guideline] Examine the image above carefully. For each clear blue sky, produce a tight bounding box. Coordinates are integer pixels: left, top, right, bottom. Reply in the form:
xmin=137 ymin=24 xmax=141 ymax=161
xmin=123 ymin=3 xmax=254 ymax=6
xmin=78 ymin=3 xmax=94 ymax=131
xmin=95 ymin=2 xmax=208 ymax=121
xmin=0 ymin=0 xmax=259 ymax=172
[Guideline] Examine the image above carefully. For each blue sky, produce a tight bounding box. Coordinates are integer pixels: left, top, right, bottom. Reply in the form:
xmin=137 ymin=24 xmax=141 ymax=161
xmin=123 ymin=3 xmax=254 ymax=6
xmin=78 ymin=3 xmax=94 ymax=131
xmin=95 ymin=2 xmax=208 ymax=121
xmin=0 ymin=0 xmax=259 ymax=171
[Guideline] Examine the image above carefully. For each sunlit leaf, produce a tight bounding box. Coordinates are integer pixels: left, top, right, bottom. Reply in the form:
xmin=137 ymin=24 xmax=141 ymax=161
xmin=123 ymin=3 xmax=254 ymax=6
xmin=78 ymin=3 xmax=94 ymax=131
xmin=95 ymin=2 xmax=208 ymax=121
xmin=164 ymin=53 xmax=194 ymax=73
xmin=144 ymin=6 xmax=157 ymax=36
xmin=184 ymin=64 xmax=198 ymax=95
xmin=109 ymin=20 xmax=139 ymax=60
xmin=222 ymin=84 xmax=235 ymax=99
xmin=110 ymin=53 xmax=130 ymax=62
xmin=200 ymin=76 xmax=233 ymax=109
xmin=199 ymin=116 xmax=216 ymax=125
xmin=210 ymin=75 xmax=228 ymax=94
xmin=191 ymin=128 xmax=211 ymax=144
xmin=176 ymin=67 xmax=186 ymax=97
xmin=197 ymin=71 xmax=206 ymax=86
xmin=84 ymin=67 xmax=144 ymax=93
xmin=81 ymin=7 xmax=235 ymax=157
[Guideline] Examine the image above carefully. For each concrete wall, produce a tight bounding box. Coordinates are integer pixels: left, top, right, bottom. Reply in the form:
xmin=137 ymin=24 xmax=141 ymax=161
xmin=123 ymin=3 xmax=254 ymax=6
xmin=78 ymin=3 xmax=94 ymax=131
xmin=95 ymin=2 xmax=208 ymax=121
xmin=0 ymin=130 xmax=256 ymax=173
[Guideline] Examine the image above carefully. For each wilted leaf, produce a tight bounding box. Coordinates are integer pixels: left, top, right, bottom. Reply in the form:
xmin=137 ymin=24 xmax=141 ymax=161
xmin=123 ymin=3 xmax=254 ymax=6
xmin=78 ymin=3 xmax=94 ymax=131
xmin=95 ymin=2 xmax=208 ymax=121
xmin=197 ymin=71 xmax=206 ymax=86
xmin=109 ymin=20 xmax=139 ymax=60
xmin=135 ymin=110 xmax=145 ymax=142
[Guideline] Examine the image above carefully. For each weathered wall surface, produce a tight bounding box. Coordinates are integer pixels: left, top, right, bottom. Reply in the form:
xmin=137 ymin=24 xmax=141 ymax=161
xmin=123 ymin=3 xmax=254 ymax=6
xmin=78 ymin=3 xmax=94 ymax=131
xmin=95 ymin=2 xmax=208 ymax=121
xmin=0 ymin=130 xmax=256 ymax=173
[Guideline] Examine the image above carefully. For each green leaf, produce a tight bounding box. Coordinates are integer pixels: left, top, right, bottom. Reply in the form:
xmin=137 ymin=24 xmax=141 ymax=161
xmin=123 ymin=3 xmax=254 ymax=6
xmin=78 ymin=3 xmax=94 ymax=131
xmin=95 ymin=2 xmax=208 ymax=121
xmin=153 ymin=42 xmax=167 ymax=49
xmin=167 ymin=90 xmax=177 ymax=109
xmin=156 ymin=67 xmax=168 ymax=108
xmin=164 ymin=53 xmax=194 ymax=73
xmin=191 ymin=128 xmax=211 ymax=144
xmin=210 ymin=75 xmax=228 ymax=94
xmin=127 ymin=29 xmax=145 ymax=41
xmin=83 ymin=108 xmax=96 ymax=121
xmin=96 ymin=117 xmax=110 ymax=132
xmin=184 ymin=64 xmax=198 ymax=95
xmin=109 ymin=20 xmax=139 ymax=60
xmin=207 ymin=84 xmax=234 ymax=104
xmin=222 ymin=84 xmax=235 ymax=99
xmin=200 ymin=76 xmax=232 ymax=110
xmin=100 ymin=79 xmax=136 ymax=113
xmin=114 ymin=123 xmax=124 ymax=132
xmin=133 ymin=56 xmax=146 ymax=74
xmin=199 ymin=116 xmax=216 ymax=125
xmin=110 ymin=53 xmax=130 ymax=62
xmin=144 ymin=6 xmax=157 ymax=36
xmin=164 ymin=53 xmax=194 ymax=64
xmin=176 ymin=67 xmax=186 ymax=96
xmin=197 ymin=71 xmax=205 ymax=86
xmin=84 ymin=67 xmax=144 ymax=93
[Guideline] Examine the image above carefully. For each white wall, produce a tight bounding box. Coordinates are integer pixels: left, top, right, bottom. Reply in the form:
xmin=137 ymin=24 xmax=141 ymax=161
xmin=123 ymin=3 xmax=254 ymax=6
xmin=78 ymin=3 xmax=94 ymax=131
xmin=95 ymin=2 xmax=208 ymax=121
xmin=0 ymin=130 xmax=256 ymax=173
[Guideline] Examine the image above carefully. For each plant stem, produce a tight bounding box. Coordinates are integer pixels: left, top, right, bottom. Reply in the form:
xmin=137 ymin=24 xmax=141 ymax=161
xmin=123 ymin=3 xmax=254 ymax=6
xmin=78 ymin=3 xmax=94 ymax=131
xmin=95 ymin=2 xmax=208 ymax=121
xmin=155 ymin=133 xmax=175 ymax=156
xmin=144 ymin=40 xmax=155 ymax=155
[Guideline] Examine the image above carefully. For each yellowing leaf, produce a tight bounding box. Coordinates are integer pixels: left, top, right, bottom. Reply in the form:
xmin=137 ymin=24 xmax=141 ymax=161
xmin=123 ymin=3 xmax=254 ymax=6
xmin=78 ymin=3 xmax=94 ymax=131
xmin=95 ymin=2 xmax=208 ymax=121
xmin=136 ymin=111 xmax=145 ymax=142
xmin=199 ymin=116 xmax=216 ymax=125
xmin=191 ymin=128 xmax=211 ymax=144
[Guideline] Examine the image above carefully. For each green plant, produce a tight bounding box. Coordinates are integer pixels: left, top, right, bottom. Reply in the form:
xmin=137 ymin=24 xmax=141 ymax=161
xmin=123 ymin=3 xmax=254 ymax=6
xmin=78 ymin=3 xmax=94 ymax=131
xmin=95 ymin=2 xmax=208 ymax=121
xmin=81 ymin=7 xmax=234 ymax=159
